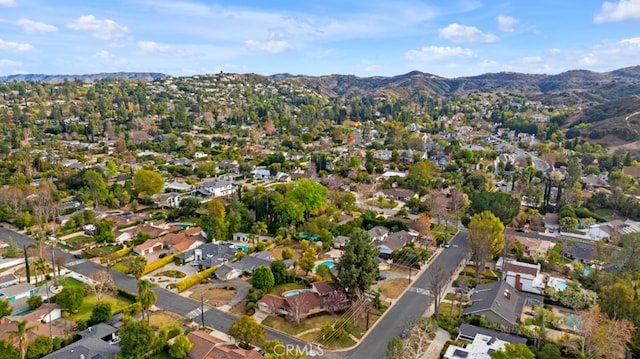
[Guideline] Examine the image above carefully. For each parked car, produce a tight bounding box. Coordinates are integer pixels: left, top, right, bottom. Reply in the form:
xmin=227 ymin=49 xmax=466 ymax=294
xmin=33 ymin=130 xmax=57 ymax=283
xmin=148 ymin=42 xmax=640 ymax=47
xmin=400 ymin=327 xmax=411 ymax=339
xmin=376 ymin=276 xmax=387 ymax=282
xmin=73 ymin=254 xmax=83 ymax=259
xmin=159 ymin=253 xmax=167 ymax=259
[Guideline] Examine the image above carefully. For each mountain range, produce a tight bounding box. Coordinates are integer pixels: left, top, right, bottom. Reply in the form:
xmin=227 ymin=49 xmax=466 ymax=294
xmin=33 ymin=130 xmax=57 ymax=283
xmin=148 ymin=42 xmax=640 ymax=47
xmin=5 ymin=66 xmax=640 ymax=105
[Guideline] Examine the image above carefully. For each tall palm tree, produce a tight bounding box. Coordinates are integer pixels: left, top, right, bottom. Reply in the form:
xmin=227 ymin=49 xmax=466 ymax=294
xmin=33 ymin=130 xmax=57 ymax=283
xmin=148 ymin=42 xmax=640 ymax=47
xmin=32 ymin=258 xmax=47 ymax=286
xmin=137 ymin=279 xmax=157 ymax=324
xmin=9 ymin=320 xmax=37 ymax=359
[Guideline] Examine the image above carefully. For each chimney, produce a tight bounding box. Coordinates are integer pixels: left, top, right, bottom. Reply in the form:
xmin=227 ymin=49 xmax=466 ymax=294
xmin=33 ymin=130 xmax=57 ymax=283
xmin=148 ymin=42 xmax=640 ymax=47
xmin=515 ymin=274 xmax=522 ymax=291
xmin=504 ymin=289 xmax=511 ymax=300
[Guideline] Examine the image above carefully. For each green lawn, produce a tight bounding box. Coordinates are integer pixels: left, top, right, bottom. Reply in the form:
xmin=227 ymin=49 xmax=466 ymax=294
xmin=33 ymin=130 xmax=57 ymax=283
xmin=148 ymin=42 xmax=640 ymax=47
xmin=595 ymin=208 xmax=613 ymax=217
xmin=71 ymin=293 xmax=133 ymax=322
xmin=300 ymin=331 xmax=356 ymax=349
xmin=367 ymin=198 xmax=398 ymax=209
xmin=96 ymin=245 xmax=123 ymax=256
xmin=439 ymin=302 xmax=463 ymax=317
xmin=64 ymin=235 xmax=95 ymax=248
xmin=59 ymin=277 xmax=85 ymax=288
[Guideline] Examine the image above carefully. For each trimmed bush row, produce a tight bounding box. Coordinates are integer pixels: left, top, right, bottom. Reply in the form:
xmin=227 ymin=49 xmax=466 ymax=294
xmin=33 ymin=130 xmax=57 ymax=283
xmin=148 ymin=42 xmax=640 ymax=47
xmin=142 ymin=252 xmax=181 ymax=275
xmin=110 ymin=246 xmax=133 ymax=258
xmin=175 ymin=265 xmax=219 ymax=293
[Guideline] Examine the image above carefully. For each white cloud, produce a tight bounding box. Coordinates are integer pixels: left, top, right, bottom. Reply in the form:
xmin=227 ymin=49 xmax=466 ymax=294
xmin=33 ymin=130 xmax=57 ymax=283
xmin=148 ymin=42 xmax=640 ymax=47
xmin=245 ymin=39 xmax=293 ymax=53
xmin=68 ymin=15 xmax=129 ymax=40
xmin=522 ymin=56 xmax=544 ymax=63
xmin=619 ymin=37 xmax=640 ymax=45
xmin=595 ymin=0 xmax=640 ymax=23
xmin=358 ymin=59 xmax=381 ymax=72
xmin=405 ymin=46 xmax=474 ymax=61
xmin=0 ymin=59 xmax=21 ymax=67
xmin=497 ymin=16 xmax=519 ymax=32
xmin=0 ymin=39 xmax=33 ymax=52
xmin=137 ymin=41 xmax=172 ymax=54
xmin=17 ymin=18 xmax=58 ymax=33
xmin=93 ymin=50 xmax=128 ymax=65
xmin=438 ymin=23 xmax=499 ymax=44
xmin=0 ymin=0 xmax=14 ymax=6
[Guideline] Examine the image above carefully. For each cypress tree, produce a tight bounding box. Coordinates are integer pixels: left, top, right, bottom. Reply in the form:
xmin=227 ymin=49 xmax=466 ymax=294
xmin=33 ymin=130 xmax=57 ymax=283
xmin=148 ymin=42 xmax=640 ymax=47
xmin=23 ymin=245 xmax=30 ymax=284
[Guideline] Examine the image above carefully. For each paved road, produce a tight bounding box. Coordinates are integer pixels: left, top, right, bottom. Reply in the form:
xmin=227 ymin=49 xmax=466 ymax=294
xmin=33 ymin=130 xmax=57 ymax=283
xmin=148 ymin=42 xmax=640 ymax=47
xmin=0 ymin=227 xmax=308 ymax=348
xmin=0 ymin=226 xmax=468 ymax=358
xmin=343 ymin=229 xmax=468 ymax=359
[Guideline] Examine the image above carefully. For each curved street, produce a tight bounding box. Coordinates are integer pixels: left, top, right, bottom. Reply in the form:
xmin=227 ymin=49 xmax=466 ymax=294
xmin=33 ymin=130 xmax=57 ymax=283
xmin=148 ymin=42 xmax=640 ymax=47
xmin=0 ymin=226 xmax=468 ymax=359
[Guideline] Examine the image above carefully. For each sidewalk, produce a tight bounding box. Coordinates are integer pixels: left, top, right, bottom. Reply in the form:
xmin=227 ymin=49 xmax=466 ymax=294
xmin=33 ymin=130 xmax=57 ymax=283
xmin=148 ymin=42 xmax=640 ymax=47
xmin=422 ymin=328 xmax=451 ymax=359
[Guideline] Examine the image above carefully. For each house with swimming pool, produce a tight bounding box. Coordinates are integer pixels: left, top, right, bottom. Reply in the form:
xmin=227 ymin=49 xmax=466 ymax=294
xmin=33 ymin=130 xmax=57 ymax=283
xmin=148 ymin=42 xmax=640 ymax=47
xmin=257 ymin=280 xmax=350 ymax=319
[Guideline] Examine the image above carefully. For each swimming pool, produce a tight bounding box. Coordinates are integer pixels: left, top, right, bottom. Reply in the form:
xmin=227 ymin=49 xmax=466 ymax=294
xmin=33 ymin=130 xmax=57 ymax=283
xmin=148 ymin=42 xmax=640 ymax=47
xmin=282 ymin=289 xmax=312 ymax=297
xmin=314 ymin=260 xmax=336 ymax=272
xmin=548 ymin=277 xmax=568 ymax=291
xmin=234 ymin=244 xmax=249 ymax=251
xmin=566 ymin=313 xmax=583 ymax=330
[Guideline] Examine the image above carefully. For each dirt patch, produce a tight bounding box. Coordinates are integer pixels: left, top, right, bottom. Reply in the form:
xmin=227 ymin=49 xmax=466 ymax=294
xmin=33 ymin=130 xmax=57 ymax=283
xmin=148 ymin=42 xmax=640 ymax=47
xmin=380 ymin=278 xmax=411 ymax=299
xmin=190 ymin=287 xmax=237 ymax=306
xmin=269 ymin=246 xmax=302 ymax=261
xmin=229 ymin=300 xmax=247 ymax=316
xmin=149 ymin=311 xmax=185 ymax=329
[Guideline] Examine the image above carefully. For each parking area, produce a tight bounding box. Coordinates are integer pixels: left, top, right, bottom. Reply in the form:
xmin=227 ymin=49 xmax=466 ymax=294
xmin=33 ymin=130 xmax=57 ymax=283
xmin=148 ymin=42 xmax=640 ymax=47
xmin=145 ymin=260 xmax=203 ymax=288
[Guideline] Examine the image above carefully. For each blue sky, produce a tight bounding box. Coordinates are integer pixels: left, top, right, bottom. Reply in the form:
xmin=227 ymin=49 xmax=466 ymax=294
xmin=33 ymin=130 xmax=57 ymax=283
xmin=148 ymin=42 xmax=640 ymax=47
xmin=1 ymin=0 xmax=640 ymax=77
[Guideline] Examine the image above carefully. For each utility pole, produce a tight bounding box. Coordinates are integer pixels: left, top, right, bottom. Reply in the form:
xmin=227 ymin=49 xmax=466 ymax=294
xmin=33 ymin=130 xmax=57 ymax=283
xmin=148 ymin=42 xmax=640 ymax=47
xmin=365 ymin=309 xmax=371 ymax=330
xmin=200 ymin=293 xmax=205 ymax=330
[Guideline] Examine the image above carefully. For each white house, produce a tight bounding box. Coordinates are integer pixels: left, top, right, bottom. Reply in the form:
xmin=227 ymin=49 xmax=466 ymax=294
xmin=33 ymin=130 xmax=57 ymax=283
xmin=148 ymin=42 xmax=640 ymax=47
xmin=444 ymin=333 xmax=510 ymax=359
xmin=373 ymin=150 xmax=393 ymax=161
xmin=252 ymin=167 xmax=272 ymax=180
xmin=496 ymin=257 xmax=545 ymax=294
xmin=196 ymin=179 xmax=237 ymax=199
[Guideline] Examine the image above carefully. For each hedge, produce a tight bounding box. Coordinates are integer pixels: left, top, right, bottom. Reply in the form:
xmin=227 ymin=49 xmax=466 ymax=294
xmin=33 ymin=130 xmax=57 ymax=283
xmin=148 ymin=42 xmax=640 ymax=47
xmin=175 ymin=265 xmax=219 ymax=293
xmin=142 ymin=252 xmax=181 ymax=275
xmin=109 ymin=246 xmax=133 ymax=259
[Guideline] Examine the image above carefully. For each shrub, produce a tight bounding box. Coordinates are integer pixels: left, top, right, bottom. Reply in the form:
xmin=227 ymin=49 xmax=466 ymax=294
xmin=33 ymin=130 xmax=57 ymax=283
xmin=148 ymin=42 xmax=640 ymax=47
xmin=109 ymin=246 xmax=132 ymax=259
xmin=142 ymin=252 xmax=181 ymax=275
xmin=117 ymin=288 xmax=138 ymax=302
xmin=175 ymin=266 xmax=219 ymax=292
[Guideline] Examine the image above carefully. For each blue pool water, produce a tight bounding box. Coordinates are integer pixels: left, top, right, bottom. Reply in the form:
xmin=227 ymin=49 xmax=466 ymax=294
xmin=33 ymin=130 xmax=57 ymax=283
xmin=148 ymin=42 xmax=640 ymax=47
xmin=234 ymin=244 xmax=249 ymax=251
xmin=548 ymin=277 xmax=568 ymax=291
xmin=582 ymin=268 xmax=592 ymax=276
xmin=283 ymin=289 xmax=312 ymax=297
xmin=566 ymin=313 xmax=584 ymax=329
xmin=314 ymin=260 xmax=336 ymax=272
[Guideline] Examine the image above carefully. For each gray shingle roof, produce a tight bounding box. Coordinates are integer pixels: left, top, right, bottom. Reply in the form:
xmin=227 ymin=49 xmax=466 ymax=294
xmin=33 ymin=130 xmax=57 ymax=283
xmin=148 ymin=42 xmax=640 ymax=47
xmin=463 ymin=281 xmax=524 ymax=326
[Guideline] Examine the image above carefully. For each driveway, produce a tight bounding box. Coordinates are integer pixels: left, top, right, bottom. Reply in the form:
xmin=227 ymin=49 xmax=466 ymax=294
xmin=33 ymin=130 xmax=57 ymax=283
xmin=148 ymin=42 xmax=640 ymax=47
xmin=145 ymin=261 xmax=201 ymax=289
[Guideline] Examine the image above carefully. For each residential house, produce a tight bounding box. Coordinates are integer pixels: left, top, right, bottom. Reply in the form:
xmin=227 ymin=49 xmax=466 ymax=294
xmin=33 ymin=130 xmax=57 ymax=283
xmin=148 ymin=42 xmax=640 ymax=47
xmin=456 ymin=323 xmax=527 ymax=344
xmin=512 ymin=236 xmax=555 ymax=260
xmin=444 ymin=332 xmax=511 ymax=359
xmin=380 ymin=170 xmax=408 ymax=179
xmin=162 ymin=230 xmax=206 ymax=253
xmin=43 ymin=323 xmax=121 ymax=359
xmin=373 ymin=150 xmax=393 ymax=161
xmin=252 ymin=167 xmax=272 ymax=180
xmin=332 ymin=235 xmax=349 ymax=249
xmin=1 ymin=282 xmax=36 ymax=303
xmin=464 ymin=281 xmax=542 ymax=331
xmin=374 ymin=230 xmax=415 ymax=258
xmin=187 ymin=330 xmax=262 ymax=359
xmin=257 ymin=281 xmax=350 ymax=318
xmin=581 ymin=175 xmax=609 ymax=188
xmin=232 ymin=232 xmax=276 ymax=243
xmin=367 ymin=226 xmax=391 ymax=242
xmin=176 ymin=242 xmax=236 ymax=267
xmin=133 ymin=238 xmax=164 ymax=256
xmin=496 ymin=258 xmax=545 ymax=294
xmin=0 ymin=304 xmax=65 ymax=341
xmin=196 ymin=179 xmax=237 ymax=199
xmin=214 ymin=254 xmax=272 ymax=281
xmin=0 ymin=274 xmax=18 ymax=289
xmin=382 ymin=189 xmax=417 ymax=201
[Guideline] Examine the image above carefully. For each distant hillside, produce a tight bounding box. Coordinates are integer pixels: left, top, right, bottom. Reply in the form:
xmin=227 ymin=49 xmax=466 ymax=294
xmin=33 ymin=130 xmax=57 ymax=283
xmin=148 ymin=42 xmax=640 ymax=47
xmin=0 ymin=72 xmax=169 ymax=83
xmin=282 ymin=66 xmax=640 ymax=104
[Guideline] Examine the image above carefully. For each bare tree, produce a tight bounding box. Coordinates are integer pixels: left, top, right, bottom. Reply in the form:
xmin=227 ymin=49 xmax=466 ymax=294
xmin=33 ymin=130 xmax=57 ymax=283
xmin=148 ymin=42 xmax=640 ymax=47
xmin=285 ymin=294 xmax=309 ymax=326
xmin=429 ymin=265 xmax=449 ymax=320
xmin=402 ymin=317 xmax=438 ymax=359
xmin=323 ymin=289 xmax=349 ymax=315
xmin=89 ymin=270 xmax=116 ymax=301
xmin=448 ymin=187 xmax=468 ymax=212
